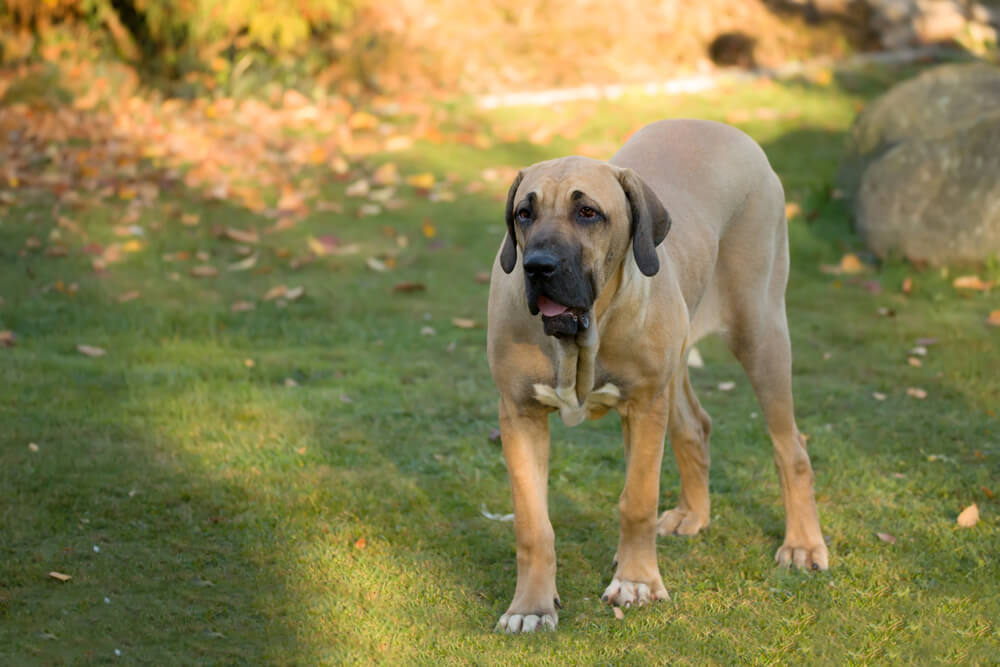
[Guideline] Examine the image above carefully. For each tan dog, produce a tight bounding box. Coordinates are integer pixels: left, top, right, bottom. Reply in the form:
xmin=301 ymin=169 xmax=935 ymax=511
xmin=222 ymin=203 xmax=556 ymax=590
xmin=486 ymin=119 xmax=828 ymax=633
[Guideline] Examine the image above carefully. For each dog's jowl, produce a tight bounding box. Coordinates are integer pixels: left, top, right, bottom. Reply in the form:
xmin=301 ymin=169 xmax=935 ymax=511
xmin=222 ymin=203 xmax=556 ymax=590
xmin=486 ymin=119 xmax=828 ymax=633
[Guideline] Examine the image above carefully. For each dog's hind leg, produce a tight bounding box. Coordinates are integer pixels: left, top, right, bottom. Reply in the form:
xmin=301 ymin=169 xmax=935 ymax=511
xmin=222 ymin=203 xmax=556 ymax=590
xmin=657 ymin=365 xmax=712 ymax=536
xmin=723 ymin=207 xmax=828 ymax=569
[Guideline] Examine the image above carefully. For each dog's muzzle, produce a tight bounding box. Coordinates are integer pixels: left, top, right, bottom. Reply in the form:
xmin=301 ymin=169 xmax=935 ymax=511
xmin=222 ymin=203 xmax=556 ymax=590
xmin=523 ymin=247 xmax=592 ymax=338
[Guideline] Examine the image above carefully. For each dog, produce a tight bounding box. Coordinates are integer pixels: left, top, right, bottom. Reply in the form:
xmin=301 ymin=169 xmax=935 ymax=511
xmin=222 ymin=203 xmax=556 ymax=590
xmin=486 ymin=119 xmax=828 ymax=633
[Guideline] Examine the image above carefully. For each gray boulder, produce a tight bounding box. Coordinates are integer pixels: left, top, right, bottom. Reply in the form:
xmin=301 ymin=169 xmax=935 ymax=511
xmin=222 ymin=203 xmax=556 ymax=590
xmin=840 ymin=63 xmax=1000 ymax=265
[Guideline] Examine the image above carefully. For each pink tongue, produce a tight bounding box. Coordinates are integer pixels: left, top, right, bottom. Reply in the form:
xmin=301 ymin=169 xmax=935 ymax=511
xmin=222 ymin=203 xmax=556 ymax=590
xmin=537 ymin=296 xmax=569 ymax=317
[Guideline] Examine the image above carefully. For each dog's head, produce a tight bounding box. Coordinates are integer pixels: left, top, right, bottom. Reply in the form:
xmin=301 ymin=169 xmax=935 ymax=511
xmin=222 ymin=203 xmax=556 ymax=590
xmin=500 ymin=157 xmax=671 ymax=337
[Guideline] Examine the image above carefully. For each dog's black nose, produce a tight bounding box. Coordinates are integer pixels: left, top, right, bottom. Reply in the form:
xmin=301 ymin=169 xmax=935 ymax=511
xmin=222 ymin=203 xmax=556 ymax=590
xmin=523 ymin=249 xmax=559 ymax=279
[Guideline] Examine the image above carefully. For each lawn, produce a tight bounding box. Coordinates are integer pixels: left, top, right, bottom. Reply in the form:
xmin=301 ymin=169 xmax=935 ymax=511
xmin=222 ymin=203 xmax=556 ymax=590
xmin=1 ymin=64 xmax=998 ymax=664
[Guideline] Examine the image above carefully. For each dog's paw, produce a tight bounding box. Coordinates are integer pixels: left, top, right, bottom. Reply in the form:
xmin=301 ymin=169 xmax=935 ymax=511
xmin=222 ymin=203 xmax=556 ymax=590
xmin=775 ymin=539 xmax=829 ymax=571
xmin=601 ymin=577 xmax=668 ymax=608
xmin=496 ymin=611 xmax=557 ymax=633
xmin=657 ymin=507 xmax=709 ymax=536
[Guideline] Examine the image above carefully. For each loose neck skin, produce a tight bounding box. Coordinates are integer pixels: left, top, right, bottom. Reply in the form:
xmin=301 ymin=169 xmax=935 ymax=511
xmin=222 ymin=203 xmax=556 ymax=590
xmin=535 ymin=258 xmax=630 ymax=426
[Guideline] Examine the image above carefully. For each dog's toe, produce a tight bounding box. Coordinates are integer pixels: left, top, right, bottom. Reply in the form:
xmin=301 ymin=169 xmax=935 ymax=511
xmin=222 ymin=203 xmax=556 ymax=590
xmin=601 ymin=576 xmax=668 ymax=609
xmin=775 ymin=541 xmax=829 ymax=571
xmin=496 ymin=612 xmax=557 ymax=634
xmin=657 ymin=508 xmax=709 ymax=536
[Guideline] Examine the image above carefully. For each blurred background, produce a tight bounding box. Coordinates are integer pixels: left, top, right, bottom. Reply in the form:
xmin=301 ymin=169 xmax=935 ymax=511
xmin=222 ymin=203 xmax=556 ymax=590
xmin=1 ymin=0 xmax=997 ymax=102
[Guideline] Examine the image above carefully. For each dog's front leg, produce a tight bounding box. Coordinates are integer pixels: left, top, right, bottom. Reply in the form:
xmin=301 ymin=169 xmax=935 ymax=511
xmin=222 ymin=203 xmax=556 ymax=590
xmin=603 ymin=391 xmax=670 ymax=608
xmin=496 ymin=396 xmax=559 ymax=633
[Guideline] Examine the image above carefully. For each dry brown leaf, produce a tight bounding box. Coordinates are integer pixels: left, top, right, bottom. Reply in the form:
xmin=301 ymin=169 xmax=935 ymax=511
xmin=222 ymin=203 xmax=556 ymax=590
xmin=987 ymin=310 xmax=1000 ymax=327
xmin=393 ymin=282 xmax=426 ymax=293
xmin=231 ymin=300 xmax=256 ymax=312
xmin=354 ymin=537 xmax=368 ymax=549
xmin=224 ymin=227 xmax=259 ymax=244
xmin=876 ymin=532 xmax=896 ymax=544
xmin=373 ymin=162 xmax=400 ymax=185
xmin=957 ymin=503 xmax=979 ymax=527
xmin=49 ymin=571 xmax=72 ymax=582
xmin=263 ymin=285 xmax=287 ymax=301
xmin=872 ymin=391 xmax=887 ymax=401
xmin=953 ymin=275 xmax=993 ymax=291
xmin=348 ymin=111 xmax=379 ymax=130
xmin=180 ymin=213 xmax=201 ymax=227
xmin=475 ymin=271 xmax=491 ymax=284
xmin=122 ymin=239 xmax=144 ymax=253
xmin=901 ymin=277 xmax=913 ymax=295
xmin=0 ymin=330 xmax=15 ymax=348
xmin=907 ymin=357 xmax=922 ymax=368
xmin=284 ymin=286 xmax=305 ymax=301
xmin=117 ymin=290 xmax=141 ymax=303
xmin=839 ymin=253 xmax=865 ymax=274
xmin=785 ymin=202 xmax=801 ymax=220
xmin=77 ymin=344 xmax=106 ymax=357
xmin=452 ymin=318 xmax=481 ymax=329
xmin=906 ymin=387 xmax=927 ymax=399
xmin=190 ymin=265 xmax=219 ymax=278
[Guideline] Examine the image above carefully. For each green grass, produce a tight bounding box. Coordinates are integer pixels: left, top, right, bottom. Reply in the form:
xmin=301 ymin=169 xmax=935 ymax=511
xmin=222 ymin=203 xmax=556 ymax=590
xmin=2 ymin=67 xmax=999 ymax=664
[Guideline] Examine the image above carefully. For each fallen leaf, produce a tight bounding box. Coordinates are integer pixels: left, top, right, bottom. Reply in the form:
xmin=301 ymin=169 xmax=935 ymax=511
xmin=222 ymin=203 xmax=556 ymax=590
xmin=393 ymin=282 xmax=426 ymax=293
xmin=987 ymin=310 xmax=1000 ymax=327
xmin=77 ymin=344 xmax=106 ymax=357
xmin=244 ymin=359 xmax=255 ymax=368
xmin=839 ymin=253 xmax=865 ymax=274
xmin=718 ymin=381 xmax=736 ymax=391
xmin=354 ymin=537 xmax=368 ymax=549
xmin=785 ymin=202 xmax=801 ymax=220
xmin=28 ymin=442 xmax=39 ymax=452
xmin=420 ymin=326 xmax=436 ymax=336
xmin=181 ymin=213 xmax=201 ymax=227
xmin=348 ymin=111 xmax=379 ymax=130
xmin=49 ymin=571 xmax=72 ymax=582
xmin=358 ymin=203 xmax=381 ymax=217
xmin=345 ymin=179 xmax=370 ymax=197
xmin=452 ymin=318 xmax=480 ymax=329
xmin=373 ymin=162 xmax=400 ymax=185
xmin=957 ymin=503 xmax=979 ymax=527
xmin=910 ymin=346 xmax=928 ymax=356
xmin=284 ymin=286 xmax=305 ymax=301
xmin=422 ymin=218 xmax=437 ymax=238
xmin=982 ymin=486 xmax=994 ymax=499
xmin=952 ymin=275 xmax=993 ymax=291
xmin=475 ymin=271 xmax=491 ymax=284
xmin=231 ymin=300 xmax=256 ymax=312
xmin=613 ymin=607 xmax=625 ymax=620
xmin=306 ymin=235 xmax=339 ymax=256
xmin=876 ymin=532 xmax=896 ymax=544
xmin=366 ymin=257 xmax=388 ymax=272
xmin=0 ymin=330 xmax=15 ymax=348
xmin=224 ymin=227 xmax=259 ymax=244
xmin=117 ymin=290 xmax=140 ymax=303
xmin=190 ymin=265 xmax=219 ymax=278
xmin=901 ymin=277 xmax=912 ymax=294
xmin=384 ymin=135 xmax=414 ymax=152
xmin=122 ymin=239 xmax=144 ymax=253
xmin=906 ymin=387 xmax=927 ymax=399
xmin=907 ymin=357 xmax=922 ymax=368
xmin=263 ymin=285 xmax=287 ymax=301
xmin=873 ymin=391 xmax=887 ymax=401
xmin=406 ymin=172 xmax=436 ymax=189
xmin=228 ymin=253 xmax=258 ymax=271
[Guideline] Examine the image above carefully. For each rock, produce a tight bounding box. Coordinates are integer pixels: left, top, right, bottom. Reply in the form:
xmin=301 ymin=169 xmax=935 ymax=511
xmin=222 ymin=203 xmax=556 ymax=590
xmin=839 ymin=63 xmax=1000 ymax=197
xmin=841 ymin=63 xmax=1000 ymax=265
xmin=855 ymin=117 xmax=1000 ymax=264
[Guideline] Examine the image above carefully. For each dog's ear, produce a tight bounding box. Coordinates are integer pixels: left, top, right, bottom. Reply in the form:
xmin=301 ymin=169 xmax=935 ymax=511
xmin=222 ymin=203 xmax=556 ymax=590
xmin=500 ymin=170 xmax=525 ymax=273
xmin=618 ymin=168 xmax=671 ymax=276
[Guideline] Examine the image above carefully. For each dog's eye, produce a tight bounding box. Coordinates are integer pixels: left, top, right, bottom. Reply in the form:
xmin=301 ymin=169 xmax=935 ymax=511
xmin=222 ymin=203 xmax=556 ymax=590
xmin=516 ymin=208 xmax=531 ymax=222
xmin=578 ymin=206 xmax=598 ymax=221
